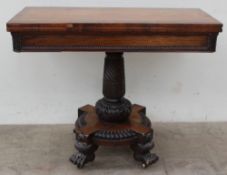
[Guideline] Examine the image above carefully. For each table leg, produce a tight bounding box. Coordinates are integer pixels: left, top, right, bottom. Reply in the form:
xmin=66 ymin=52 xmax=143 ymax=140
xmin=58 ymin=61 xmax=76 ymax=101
xmin=95 ymin=52 xmax=132 ymax=122
xmin=70 ymin=52 xmax=158 ymax=168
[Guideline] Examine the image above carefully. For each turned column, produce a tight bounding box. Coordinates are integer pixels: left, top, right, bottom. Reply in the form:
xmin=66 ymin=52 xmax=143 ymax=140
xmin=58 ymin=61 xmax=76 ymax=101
xmin=95 ymin=52 xmax=132 ymax=123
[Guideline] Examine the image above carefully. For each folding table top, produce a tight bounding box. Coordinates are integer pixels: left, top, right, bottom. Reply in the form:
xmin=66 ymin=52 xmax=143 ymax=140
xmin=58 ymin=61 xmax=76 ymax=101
xmin=7 ymin=7 xmax=223 ymax=52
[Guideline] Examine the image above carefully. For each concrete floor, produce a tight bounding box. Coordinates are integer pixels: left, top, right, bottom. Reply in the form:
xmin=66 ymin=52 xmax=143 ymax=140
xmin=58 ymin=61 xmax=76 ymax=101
xmin=0 ymin=123 xmax=227 ymax=175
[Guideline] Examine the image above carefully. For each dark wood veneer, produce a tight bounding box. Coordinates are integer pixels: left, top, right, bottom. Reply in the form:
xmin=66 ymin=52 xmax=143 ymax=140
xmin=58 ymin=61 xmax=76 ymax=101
xmin=11 ymin=33 xmax=217 ymax=52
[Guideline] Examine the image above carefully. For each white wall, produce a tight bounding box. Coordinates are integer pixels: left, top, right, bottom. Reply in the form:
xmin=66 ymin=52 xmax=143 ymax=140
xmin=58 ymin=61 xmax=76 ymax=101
xmin=0 ymin=0 xmax=226 ymax=124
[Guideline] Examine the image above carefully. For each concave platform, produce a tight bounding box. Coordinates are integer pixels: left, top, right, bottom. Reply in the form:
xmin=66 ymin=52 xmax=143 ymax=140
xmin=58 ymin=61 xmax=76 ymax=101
xmin=70 ymin=104 xmax=159 ymax=168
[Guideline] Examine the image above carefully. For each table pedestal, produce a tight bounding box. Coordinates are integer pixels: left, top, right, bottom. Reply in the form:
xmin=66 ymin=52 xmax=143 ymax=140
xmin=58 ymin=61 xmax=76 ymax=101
xmin=70 ymin=52 xmax=158 ymax=168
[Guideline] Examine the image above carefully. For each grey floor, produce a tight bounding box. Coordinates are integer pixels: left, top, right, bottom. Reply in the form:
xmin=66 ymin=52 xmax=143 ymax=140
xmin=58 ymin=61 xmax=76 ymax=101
xmin=0 ymin=123 xmax=227 ymax=175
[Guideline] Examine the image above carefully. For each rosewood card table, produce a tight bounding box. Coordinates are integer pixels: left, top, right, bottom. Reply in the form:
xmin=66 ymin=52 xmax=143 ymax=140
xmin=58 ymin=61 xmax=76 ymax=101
xmin=7 ymin=7 xmax=222 ymax=168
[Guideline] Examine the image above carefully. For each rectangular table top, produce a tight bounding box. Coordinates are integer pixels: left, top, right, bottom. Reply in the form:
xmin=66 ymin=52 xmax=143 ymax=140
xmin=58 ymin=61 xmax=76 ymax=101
xmin=7 ymin=7 xmax=222 ymax=33
xmin=7 ymin=7 xmax=223 ymax=52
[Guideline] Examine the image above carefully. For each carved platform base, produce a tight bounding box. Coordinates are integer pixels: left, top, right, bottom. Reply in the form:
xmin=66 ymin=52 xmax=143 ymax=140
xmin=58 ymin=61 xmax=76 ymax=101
xmin=70 ymin=104 xmax=159 ymax=168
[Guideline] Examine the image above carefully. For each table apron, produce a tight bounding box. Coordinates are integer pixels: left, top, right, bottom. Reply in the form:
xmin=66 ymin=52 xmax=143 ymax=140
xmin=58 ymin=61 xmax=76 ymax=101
xmin=11 ymin=33 xmax=218 ymax=52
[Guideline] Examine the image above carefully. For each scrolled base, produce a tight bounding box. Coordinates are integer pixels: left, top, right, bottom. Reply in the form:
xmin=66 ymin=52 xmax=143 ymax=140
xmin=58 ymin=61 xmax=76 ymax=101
xmin=70 ymin=104 xmax=158 ymax=168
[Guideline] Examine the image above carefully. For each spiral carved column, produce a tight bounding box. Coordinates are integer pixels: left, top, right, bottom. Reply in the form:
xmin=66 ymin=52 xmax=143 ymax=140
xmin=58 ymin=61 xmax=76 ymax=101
xmin=95 ymin=52 xmax=132 ymax=123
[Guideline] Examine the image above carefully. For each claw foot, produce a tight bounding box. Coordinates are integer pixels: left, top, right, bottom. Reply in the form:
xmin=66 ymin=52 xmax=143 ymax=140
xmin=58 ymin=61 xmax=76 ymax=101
xmin=135 ymin=152 xmax=159 ymax=168
xmin=131 ymin=130 xmax=159 ymax=168
xmin=70 ymin=152 xmax=95 ymax=168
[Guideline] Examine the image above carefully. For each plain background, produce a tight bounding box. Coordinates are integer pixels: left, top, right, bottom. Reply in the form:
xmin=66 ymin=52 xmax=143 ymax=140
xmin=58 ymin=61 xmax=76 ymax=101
xmin=0 ymin=0 xmax=226 ymax=124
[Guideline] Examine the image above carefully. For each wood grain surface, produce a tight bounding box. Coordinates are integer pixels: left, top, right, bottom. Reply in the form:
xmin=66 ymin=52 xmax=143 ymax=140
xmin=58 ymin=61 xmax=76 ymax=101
xmin=7 ymin=7 xmax=223 ymax=52
xmin=7 ymin=7 xmax=222 ymax=33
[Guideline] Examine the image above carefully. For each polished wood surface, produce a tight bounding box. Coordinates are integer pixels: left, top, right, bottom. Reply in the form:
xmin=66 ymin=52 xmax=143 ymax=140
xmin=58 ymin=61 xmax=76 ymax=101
xmin=7 ymin=7 xmax=222 ymax=33
xmin=7 ymin=7 xmax=222 ymax=52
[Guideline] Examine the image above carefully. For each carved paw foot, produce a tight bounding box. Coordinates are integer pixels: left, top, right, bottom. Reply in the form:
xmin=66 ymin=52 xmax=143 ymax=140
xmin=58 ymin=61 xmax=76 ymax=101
xmin=131 ymin=130 xmax=159 ymax=168
xmin=70 ymin=152 xmax=95 ymax=168
xmin=134 ymin=152 xmax=159 ymax=168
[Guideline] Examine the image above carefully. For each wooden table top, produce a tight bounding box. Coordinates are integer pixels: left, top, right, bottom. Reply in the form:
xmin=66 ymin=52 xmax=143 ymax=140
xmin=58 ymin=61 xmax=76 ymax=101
xmin=7 ymin=7 xmax=222 ymax=33
xmin=7 ymin=7 xmax=223 ymax=52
